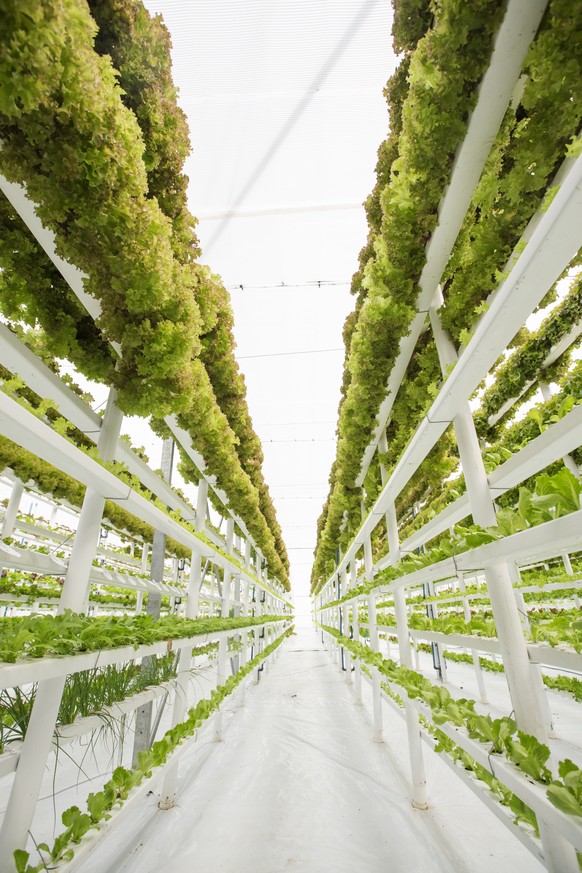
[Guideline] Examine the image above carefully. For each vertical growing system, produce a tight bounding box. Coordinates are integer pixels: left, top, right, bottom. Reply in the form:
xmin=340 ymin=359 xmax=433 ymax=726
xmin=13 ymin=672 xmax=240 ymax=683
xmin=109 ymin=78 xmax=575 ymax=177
xmin=312 ymin=0 xmax=582 ymax=871
xmin=0 ymin=2 xmax=292 ymax=870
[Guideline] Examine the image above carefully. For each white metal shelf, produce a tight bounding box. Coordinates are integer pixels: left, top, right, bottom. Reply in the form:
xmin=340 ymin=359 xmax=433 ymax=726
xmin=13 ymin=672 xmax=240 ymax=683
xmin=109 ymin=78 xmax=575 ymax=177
xmin=390 ymin=578 xmax=581 ymax=610
xmin=0 ymin=391 xmax=290 ymax=606
xmin=372 ymin=675 xmax=544 ymax=864
xmin=324 ymin=511 xmax=582 ymax=610
xmin=322 ymin=153 xmax=582 ymax=596
xmin=0 ymin=180 xmax=261 ymax=562
xmin=0 ymin=618 xmax=287 ymax=691
xmin=398 ymin=403 xmax=582 ymax=558
xmin=355 ymin=622 xmax=582 ymax=673
xmin=0 ymin=322 xmax=230 ymax=553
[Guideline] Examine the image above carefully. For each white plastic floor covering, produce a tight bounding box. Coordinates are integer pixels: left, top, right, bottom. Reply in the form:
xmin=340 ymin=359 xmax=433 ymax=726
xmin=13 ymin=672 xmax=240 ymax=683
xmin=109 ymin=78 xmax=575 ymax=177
xmin=80 ymin=621 xmax=545 ymax=873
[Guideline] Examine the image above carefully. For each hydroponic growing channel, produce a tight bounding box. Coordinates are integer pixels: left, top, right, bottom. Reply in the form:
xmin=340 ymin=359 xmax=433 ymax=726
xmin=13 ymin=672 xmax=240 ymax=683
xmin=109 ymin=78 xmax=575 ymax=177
xmin=0 ymin=0 xmax=581 ymax=872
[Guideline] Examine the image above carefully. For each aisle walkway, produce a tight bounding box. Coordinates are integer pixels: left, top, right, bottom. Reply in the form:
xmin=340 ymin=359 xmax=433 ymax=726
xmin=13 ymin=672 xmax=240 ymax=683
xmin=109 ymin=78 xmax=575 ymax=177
xmin=83 ymin=623 xmax=542 ymax=873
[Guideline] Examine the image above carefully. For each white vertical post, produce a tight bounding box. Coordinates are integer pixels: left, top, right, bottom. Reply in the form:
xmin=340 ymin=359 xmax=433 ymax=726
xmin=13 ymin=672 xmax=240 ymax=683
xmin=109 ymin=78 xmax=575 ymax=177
xmin=135 ymin=589 xmax=144 ymax=615
xmin=361 ymin=512 xmax=383 ymax=741
xmin=430 ymin=304 xmax=548 ymax=741
xmin=1 ymin=478 xmax=24 ymax=539
xmin=221 ymin=519 xmax=234 ymax=619
xmin=238 ymin=579 xmax=250 ymax=706
xmin=384 ymin=484 xmax=428 ymax=810
xmin=159 ymin=645 xmax=193 ymax=808
xmin=196 ymin=478 xmax=209 ymax=533
xmin=213 ymin=634 xmax=228 ymax=741
xmin=338 ymin=566 xmax=348 ymax=675
xmin=458 ymin=573 xmax=488 ymax=703
xmin=232 ymin=572 xmax=242 ymax=664
xmin=58 ymin=389 xmax=123 ymax=612
xmin=352 ymin=597 xmax=362 ymax=705
xmin=367 ymin=594 xmax=383 ymax=742
xmin=254 ymin=626 xmax=261 ymax=684
xmin=0 ymin=676 xmax=66 ymax=870
xmin=186 ymin=553 xmax=202 ymax=619
xmin=427 ymin=580 xmax=447 ymax=683
xmin=349 ymin=563 xmax=360 ymax=694
xmin=186 ymin=479 xmax=208 ymax=619
xmin=513 ymin=583 xmax=554 ymax=737
xmin=343 ymin=601 xmax=352 ymax=684
xmin=141 ymin=543 xmax=149 ymax=573
xmin=239 ymin=629 xmax=248 ymax=706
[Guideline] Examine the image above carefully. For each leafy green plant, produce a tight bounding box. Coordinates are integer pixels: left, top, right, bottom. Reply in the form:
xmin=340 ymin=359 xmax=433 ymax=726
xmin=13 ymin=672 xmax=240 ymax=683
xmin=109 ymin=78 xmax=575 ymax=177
xmin=0 ymin=611 xmax=283 ymax=664
xmin=477 ymin=276 xmax=582 ymax=427
xmin=322 ymin=469 xmax=581 ymax=611
xmin=313 ymin=0 xmax=582 ymax=591
xmin=14 ymin=625 xmax=293 ymax=871
xmin=321 ymin=625 xmax=582 ymax=829
xmin=548 ymin=760 xmax=582 ymax=818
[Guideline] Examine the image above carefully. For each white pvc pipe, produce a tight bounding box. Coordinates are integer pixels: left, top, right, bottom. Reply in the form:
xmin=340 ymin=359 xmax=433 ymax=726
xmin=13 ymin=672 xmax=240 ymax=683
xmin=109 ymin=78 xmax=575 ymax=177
xmin=58 ymin=390 xmax=123 ymax=613
xmin=186 ymin=553 xmax=203 ymax=619
xmin=0 ymin=676 xmax=66 ymax=871
xmin=195 ymin=479 xmax=208 ymax=532
xmin=431 ymin=308 xmax=549 ymax=741
xmin=458 ymin=574 xmax=488 ymax=704
xmin=352 ymin=588 xmax=362 ymax=705
xmin=367 ymin=594 xmax=384 ymax=742
xmin=159 ymin=645 xmax=193 ymax=808
xmin=1 ymin=479 xmax=24 ymax=539
xmin=386 ymin=499 xmax=428 ymax=809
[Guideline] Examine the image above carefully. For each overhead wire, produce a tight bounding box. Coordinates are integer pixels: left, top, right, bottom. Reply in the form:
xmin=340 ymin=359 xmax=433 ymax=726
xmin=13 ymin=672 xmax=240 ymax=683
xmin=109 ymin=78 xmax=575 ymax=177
xmin=237 ymin=348 xmax=343 ymax=360
xmin=228 ymin=280 xmax=350 ymax=290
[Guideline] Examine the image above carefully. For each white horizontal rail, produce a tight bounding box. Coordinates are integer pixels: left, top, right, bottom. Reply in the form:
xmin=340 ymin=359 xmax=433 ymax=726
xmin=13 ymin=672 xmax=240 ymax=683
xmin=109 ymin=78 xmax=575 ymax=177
xmin=396 ymin=403 xmax=582 ymax=558
xmin=6 ymin=514 xmax=185 ymax=583
xmin=0 ymin=678 xmax=190 ymax=775
xmin=54 ymin=680 xmax=177 ymax=742
xmin=363 ymin=623 xmax=582 ymax=672
xmin=333 ymin=511 xmax=582 ymax=610
xmin=404 ymin=579 xmax=581 ymax=609
xmin=0 ymin=539 xmax=187 ymax=597
xmin=0 ymin=619 xmax=286 ymax=691
xmin=405 ymin=693 xmax=582 ymax=853
xmin=527 ymin=644 xmax=582 ymax=673
xmin=323 ymin=626 xmax=582 ymax=856
xmin=356 ymin=0 xmax=548 ymax=486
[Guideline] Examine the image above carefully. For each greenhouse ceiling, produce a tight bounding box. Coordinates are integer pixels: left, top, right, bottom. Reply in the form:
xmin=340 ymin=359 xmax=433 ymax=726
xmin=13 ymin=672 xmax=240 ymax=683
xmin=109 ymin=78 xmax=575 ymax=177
xmin=141 ymin=0 xmax=398 ymax=600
